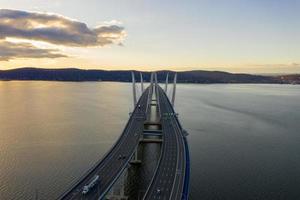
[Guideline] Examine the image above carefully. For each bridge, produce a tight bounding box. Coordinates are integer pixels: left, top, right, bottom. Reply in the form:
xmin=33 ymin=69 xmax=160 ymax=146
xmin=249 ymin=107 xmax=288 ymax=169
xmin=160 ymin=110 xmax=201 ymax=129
xmin=59 ymin=72 xmax=190 ymax=200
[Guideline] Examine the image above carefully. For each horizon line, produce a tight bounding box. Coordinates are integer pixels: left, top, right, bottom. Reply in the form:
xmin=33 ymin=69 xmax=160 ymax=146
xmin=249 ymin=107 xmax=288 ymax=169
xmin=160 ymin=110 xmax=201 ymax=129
xmin=1 ymin=67 xmax=299 ymax=76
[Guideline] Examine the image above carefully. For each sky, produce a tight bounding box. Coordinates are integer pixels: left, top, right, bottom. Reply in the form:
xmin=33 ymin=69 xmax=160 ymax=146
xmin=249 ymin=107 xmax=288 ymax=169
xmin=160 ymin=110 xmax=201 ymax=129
xmin=0 ymin=0 xmax=299 ymax=74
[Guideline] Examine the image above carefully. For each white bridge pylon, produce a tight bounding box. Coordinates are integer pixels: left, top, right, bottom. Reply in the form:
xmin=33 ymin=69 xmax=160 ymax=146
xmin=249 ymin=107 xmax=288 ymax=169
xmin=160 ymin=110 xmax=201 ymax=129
xmin=165 ymin=73 xmax=169 ymax=93
xmin=131 ymin=71 xmax=137 ymax=107
xmin=140 ymin=72 xmax=144 ymax=93
xmin=131 ymin=71 xmax=177 ymax=107
xmin=171 ymin=73 xmax=177 ymax=106
xmin=131 ymin=71 xmax=147 ymax=107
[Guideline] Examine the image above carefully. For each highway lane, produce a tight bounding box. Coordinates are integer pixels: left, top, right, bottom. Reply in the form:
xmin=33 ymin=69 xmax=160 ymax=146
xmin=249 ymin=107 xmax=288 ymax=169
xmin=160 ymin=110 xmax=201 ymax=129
xmin=59 ymin=87 xmax=151 ymax=200
xmin=143 ymin=85 xmax=186 ymax=200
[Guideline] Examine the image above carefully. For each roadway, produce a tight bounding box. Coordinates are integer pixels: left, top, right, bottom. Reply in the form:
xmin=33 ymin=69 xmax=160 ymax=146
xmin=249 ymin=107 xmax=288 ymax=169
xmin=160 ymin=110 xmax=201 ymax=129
xmin=59 ymin=87 xmax=151 ymax=200
xmin=143 ymin=85 xmax=186 ymax=200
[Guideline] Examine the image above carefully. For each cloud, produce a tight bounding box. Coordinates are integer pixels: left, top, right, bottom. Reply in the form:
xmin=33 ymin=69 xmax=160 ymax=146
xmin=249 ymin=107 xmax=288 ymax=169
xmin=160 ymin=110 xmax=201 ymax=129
xmin=290 ymin=63 xmax=300 ymax=67
xmin=0 ymin=40 xmax=67 ymax=61
xmin=0 ymin=9 xmax=126 ymax=47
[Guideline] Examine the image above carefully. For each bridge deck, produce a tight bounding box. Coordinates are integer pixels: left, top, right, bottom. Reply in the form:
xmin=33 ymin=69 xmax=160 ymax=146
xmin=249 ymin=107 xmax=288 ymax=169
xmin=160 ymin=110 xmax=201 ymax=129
xmin=59 ymin=83 xmax=189 ymax=200
xmin=59 ymin=88 xmax=150 ymax=200
xmin=143 ymin=86 xmax=186 ymax=200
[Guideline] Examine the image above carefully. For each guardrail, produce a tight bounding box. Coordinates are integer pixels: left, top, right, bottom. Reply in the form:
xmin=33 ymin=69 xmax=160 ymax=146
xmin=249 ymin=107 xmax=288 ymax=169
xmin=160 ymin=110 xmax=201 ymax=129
xmin=182 ymin=137 xmax=190 ymax=200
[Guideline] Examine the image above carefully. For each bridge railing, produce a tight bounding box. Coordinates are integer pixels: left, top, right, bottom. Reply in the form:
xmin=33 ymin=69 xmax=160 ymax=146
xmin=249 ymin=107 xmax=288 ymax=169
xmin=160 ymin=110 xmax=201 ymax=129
xmin=182 ymin=137 xmax=191 ymax=200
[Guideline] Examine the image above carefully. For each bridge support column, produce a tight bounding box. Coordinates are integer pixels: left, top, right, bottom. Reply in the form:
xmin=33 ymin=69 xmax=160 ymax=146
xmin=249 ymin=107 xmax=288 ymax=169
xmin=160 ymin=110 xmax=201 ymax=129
xmin=106 ymin=172 xmax=128 ymax=200
xmin=130 ymin=145 xmax=142 ymax=165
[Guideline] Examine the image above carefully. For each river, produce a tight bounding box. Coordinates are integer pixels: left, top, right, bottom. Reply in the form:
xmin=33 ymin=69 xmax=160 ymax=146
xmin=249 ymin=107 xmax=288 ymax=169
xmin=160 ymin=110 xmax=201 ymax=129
xmin=0 ymin=81 xmax=299 ymax=199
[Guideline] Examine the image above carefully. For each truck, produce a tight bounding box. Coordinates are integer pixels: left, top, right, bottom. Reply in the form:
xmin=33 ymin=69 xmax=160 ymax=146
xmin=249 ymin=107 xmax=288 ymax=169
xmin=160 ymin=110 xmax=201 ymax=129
xmin=82 ymin=175 xmax=100 ymax=195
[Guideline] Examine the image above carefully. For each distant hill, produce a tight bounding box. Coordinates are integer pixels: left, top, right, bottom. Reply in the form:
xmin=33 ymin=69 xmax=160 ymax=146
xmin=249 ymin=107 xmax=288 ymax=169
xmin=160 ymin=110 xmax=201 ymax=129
xmin=0 ymin=67 xmax=299 ymax=84
xmin=275 ymin=74 xmax=300 ymax=84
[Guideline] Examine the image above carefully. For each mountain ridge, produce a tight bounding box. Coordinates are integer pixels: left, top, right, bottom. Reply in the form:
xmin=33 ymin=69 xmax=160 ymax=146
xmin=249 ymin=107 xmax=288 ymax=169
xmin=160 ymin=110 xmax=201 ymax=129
xmin=0 ymin=67 xmax=299 ymax=84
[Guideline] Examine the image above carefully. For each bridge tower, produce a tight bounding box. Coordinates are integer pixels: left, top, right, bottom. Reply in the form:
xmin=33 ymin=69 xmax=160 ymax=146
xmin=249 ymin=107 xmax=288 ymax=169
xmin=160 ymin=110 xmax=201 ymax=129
xmin=171 ymin=73 xmax=177 ymax=106
xmin=132 ymin=71 xmax=137 ymax=106
xmin=140 ymin=72 xmax=144 ymax=93
xmin=131 ymin=73 xmax=163 ymax=165
xmin=150 ymin=72 xmax=154 ymax=87
xmin=154 ymin=72 xmax=158 ymax=86
xmin=165 ymin=73 xmax=169 ymax=93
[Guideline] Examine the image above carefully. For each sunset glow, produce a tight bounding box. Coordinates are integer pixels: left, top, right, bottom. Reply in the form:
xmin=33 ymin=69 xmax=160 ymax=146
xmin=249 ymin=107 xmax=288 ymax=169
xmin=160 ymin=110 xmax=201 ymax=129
xmin=0 ymin=0 xmax=299 ymax=74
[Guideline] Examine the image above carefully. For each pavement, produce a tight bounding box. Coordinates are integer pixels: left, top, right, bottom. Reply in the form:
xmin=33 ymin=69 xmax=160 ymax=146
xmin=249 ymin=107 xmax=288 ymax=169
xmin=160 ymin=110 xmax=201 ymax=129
xmin=143 ymin=86 xmax=186 ymax=200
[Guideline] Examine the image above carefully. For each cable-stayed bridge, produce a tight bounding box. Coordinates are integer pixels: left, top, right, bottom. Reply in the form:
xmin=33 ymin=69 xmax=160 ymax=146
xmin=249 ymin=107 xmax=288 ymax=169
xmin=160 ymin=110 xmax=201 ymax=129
xmin=58 ymin=72 xmax=190 ymax=200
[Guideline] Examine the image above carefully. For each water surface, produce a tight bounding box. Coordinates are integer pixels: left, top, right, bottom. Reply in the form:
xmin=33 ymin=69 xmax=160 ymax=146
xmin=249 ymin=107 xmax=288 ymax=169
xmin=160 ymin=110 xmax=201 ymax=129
xmin=0 ymin=82 xmax=300 ymax=199
xmin=175 ymin=84 xmax=300 ymax=200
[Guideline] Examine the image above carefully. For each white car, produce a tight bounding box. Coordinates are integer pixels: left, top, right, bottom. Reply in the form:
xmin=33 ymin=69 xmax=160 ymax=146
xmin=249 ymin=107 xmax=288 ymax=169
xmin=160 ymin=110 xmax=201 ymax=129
xmin=82 ymin=175 xmax=100 ymax=195
xmin=157 ymin=188 xmax=161 ymax=194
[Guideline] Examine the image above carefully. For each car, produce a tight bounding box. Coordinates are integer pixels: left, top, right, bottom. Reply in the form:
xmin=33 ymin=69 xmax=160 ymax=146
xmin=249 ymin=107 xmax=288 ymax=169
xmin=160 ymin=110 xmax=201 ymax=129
xmin=82 ymin=186 xmax=89 ymax=195
xmin=118 ymin=154 xmax=126 ymax=160
xmin=82 ymin=175 xmax=100 ymax=195
xmin=156 ymin=188 xmax=161 ymax=194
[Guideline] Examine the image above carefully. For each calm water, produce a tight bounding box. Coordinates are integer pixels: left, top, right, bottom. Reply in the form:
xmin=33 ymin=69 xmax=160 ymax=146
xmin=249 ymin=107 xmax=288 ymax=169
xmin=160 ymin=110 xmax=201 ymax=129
xmin=0 ymin=82 xmax=300 ymax=200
